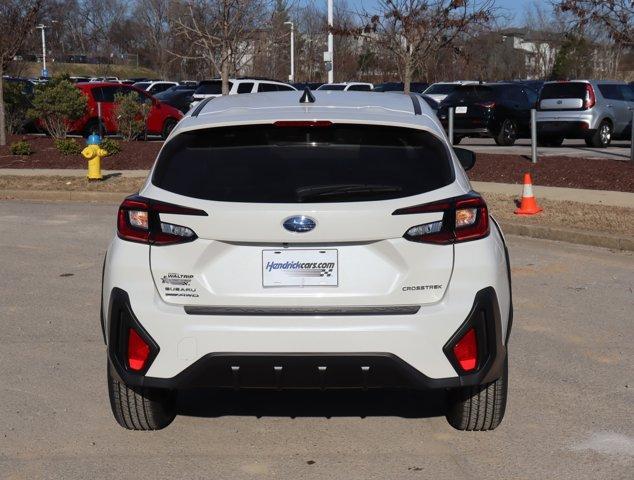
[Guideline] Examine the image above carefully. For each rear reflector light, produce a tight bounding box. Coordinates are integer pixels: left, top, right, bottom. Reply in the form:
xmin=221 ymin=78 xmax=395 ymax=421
xmin=127 ymin=328 xmax=150 ymax=371
xmin=453 ymin=328 xmax=478 ymax=372
xmin=395 ymin=193 xmax=489 ymax=244
xmin=584 ymin=84 xmax=596 ymax=110
xmin=274 ymin=121 xmax=332 ymax=128
xmin=117 ymin=194 xmax=207 ymax=246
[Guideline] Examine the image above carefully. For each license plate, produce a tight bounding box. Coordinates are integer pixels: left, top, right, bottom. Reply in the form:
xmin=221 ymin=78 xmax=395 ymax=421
xmin=455 ymin=106 xmax=467 ymax=114
xmin=262 ymin=249 xmax=338 ymax=287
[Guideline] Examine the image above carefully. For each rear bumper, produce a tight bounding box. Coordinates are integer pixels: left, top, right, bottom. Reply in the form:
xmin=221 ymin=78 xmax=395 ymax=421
xmin=102 ymin=225 xmax=512 ymax=390
xmin=107 ymin=287 xmax=508 ymax=391
xmin=439 ymin=115 xmax=495 ymax=137
xmin=537 ymin=120 xmax=592 ymax=138
xmin=452 ymin=127 xmax=490 ymax=136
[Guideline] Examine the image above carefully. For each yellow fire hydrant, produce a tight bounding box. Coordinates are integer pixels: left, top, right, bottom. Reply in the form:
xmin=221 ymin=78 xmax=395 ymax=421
xmin=82 ymin=133 xmax=107 ymax=181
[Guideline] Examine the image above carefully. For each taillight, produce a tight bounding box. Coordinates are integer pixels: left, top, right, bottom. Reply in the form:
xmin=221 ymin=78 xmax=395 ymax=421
xmin=127 ymin=328 xmax=150 ymax=371
xmin=117 ymin=194 xmax=207 ymax=245
xmin=584 ymin=84 xmax=595 ymax=110
xmin=394 ymin=193 xmax=489 ymax=244
xmin=452 ymin=328 xmax=478 ymax=372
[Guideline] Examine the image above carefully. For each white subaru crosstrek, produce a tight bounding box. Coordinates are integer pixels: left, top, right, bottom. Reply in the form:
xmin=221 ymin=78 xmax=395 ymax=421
xmin=102 ymin=89 xmax=512 ymax=431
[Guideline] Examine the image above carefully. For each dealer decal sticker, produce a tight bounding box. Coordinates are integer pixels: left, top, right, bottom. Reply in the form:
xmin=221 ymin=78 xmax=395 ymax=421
xmin=160 ymin=273 xmax=199 ymax=298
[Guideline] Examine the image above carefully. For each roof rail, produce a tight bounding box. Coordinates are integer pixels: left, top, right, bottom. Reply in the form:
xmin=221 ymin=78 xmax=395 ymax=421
xmin=191 ymin=97 xmax=214 ymax=117
xmin=409 ymin=93 xmax=421 ymax=115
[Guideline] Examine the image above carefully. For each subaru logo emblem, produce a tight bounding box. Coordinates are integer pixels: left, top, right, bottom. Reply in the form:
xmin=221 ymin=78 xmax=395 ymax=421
xmin=283 ymin=215 xmax=316 ymax=233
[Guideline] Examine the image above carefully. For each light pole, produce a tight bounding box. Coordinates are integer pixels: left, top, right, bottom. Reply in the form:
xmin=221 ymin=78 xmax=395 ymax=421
xmin=326 ymin=0 xmax=334 ymax=83
xmin=35 ymin=21 xmax=57 ymax=78
xmin=284 ymin=21 xmax=294 ymax=83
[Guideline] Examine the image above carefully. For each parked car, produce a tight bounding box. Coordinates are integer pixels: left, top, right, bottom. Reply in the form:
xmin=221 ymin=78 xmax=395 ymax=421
xmin=154 ymin=84 xmax=197 ymax=113
xmin=537 ymin=80 xmax=634 ymax=147
xmin=423 ymin=81 xmax=479 ymax=103
xmin=374 ymin=82 xmax=429 ymax=93
xmin=132 ymin=81 xmax=178 ymax=95
xmin=501 ymin=79 xmax=544 ymax=94
xmin=70 ymin=82 xmax=183 ymax=139
xmin=2 ymin=77 xmax=37 ymax=133
xmin=292 ymin=82 xmax=324 ymax=90
xmin=316 ymin=82 xmax=374 ymax=91
xmin=69 ymin=76 xmax=91 ymax=83
xmin=89 ymin=76 xmax=121 ymax=83
xmin=190 ymin=78 xmax=297 ymax=108
xmin=102 ymin=90 xmax=512 ymax=432
xmin=437 ymin=83 xmax=536 ymax=146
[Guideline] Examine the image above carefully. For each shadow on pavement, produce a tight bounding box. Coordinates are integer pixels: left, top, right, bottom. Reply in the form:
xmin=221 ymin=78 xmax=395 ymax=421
xmin=177 ymin=388 xmax=447 ymax=419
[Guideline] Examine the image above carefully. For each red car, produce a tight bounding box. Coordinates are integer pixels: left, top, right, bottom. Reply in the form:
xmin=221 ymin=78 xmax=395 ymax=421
xmin=71 ymin=82 xmax=183 ymax=139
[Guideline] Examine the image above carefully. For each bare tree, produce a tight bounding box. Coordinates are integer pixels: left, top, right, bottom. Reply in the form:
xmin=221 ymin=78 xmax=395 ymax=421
xmin=338 ymin=0 xmax=495 ymax=94
xmin=556 ymin=0 xmax=633 ymax=45
xmin=134 ymin=0 xmax=174 ymax=78
xmin=293 ymin=0 xmax=327 ymax=82
xmin=0 ymin=0 xmax=42 ymax=146
xmin=173 ymin=0 xmax=267 ymax=94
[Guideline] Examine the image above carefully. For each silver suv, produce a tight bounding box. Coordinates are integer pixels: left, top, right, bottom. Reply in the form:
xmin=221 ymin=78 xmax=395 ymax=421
xmin=537 ymin=80 xmax=634 ymax=147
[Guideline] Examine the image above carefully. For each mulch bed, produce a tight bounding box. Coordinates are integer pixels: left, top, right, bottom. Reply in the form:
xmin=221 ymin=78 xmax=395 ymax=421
xmin=0 ymin=135 xmax=161 ymax=170
xmin=469 ymin=154 xmax=634 ymax=192
xmin=1 ymin=135 xmax=633 ymax=192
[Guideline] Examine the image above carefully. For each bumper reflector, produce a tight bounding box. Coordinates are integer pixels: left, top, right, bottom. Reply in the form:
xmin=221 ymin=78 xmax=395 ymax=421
xmin=127 ymin=328 xmax=150 ymax=371
xmin=453 ymin=328 xmax=478 ymax=372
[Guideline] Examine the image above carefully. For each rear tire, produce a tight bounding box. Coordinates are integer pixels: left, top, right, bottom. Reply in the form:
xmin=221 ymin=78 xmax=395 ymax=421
xmin=494 ymin=119 xmax=517 ymax=146
xmin=586 ymin=121 xmax=612 ymax=148
xmin=445 ymin=356 xmax=508 ymax=431
xmin=107 ymin=362 xmax=176 ymax=430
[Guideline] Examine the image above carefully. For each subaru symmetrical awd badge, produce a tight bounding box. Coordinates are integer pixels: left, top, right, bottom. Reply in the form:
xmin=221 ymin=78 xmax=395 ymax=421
xmin=283 ymin=215 xmax=316 ymax=233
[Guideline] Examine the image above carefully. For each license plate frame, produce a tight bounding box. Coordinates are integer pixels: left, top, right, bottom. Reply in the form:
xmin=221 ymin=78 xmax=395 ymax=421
xmin=262 ymin=249 xmax=339 ymax=287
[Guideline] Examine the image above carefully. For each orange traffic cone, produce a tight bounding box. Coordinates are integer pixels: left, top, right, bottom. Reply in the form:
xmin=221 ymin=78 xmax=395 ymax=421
xmin=514 ymin=173 xmax=542 ymax=215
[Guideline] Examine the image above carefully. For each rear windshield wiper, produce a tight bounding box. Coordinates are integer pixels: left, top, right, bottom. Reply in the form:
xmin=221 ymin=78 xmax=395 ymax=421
xmin=296 ymin=184 xmax=402 ymax=201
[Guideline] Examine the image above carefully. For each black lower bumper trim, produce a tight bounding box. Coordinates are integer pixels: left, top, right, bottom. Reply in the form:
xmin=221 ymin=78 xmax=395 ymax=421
xmin=107 ymin=287 xmax=508 ymax=391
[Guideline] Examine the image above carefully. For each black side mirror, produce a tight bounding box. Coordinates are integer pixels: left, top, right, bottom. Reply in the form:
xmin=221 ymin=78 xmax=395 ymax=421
xmin=454 ymin=147 xmax=476 ymax=171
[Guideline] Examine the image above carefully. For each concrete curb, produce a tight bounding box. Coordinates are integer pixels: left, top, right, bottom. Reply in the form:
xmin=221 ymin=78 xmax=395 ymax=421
xmin=0 ymin=189 xmax=125 ymax=203
xmin=1 ymin=189 xmax=633 ymax=252
xmin=501 ymin=222 xmax=633 ymax=252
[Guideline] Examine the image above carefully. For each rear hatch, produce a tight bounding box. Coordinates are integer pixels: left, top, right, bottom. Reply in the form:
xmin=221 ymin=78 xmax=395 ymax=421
xmin=539 ymin=82 xmax=590 ymax=111
xmin=440 ymin=85 xmax=497 ymax=128
xmin=147 ymin=123 xmax=458 ymax=309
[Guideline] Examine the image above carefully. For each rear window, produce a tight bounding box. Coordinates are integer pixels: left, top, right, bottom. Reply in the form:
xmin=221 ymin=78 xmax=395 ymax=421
xmin=425 ymin=84 xmax=458 ymax=95
xmin=195 ymin=81 xmax=230 ymax=95
xmin=540 ymin=82 xmax=587 ymax=100
xmin=444 ymin=86 xmax=496 ymax=103
xmin=347 ymin=84 xmax=372 ymax=91
xmin=152 ymin=124 xmax=454 ymax=203
xmin=597 ymin=84 xmax=623 ymax=100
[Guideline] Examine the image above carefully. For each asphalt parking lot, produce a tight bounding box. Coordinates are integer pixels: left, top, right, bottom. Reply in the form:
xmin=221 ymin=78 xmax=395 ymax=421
xmin=1 ymin=200 xmax=633 ymax=479
xmin=460 ymin=137 xmax=632 ymax=160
